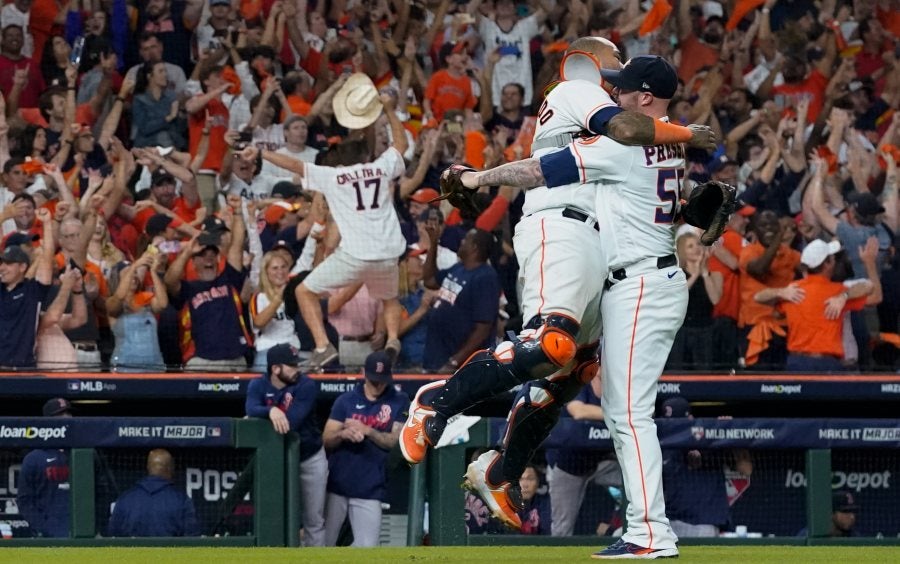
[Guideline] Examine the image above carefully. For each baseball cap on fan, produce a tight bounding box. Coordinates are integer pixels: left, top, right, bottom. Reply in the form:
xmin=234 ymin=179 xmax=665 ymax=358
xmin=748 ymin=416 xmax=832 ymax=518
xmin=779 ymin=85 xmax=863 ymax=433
xmin=364 ymin=351 xmax=393 ymax=383
xmin=800 ymin=239 xmax=841 ymax=268
xmin=599 ymin=55 xmax=679 ymax=99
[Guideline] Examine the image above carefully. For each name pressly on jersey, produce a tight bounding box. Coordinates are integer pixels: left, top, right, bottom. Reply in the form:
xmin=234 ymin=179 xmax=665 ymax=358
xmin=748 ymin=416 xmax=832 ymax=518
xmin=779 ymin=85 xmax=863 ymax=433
xmin=643 ymin=143 xmax=685 ymax=165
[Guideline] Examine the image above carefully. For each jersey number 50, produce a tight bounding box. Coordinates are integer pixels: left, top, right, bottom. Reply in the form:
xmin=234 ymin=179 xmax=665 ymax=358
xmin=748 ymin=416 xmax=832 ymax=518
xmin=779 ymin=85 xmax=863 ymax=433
xmin=655 ymin=168 xmax=684 ymax=224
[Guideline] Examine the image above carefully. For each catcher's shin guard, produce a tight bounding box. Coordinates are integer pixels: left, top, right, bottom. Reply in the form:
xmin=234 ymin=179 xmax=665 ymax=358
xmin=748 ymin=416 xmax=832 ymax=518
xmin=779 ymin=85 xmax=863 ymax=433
xmin=488 ymin=374 xmax=585 ymax=485
xmin=429 ymin=314 xmax=581 ymax=418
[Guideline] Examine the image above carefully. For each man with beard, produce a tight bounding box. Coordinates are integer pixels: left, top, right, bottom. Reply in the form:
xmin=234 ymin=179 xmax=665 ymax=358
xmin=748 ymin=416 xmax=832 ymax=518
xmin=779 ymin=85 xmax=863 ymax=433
xmin=245 ymin=343 xmax=327 ymax=546
xmin=675 ymin=1 xmax=725 ymax=82
xmin=164 ymin=195 xmax=249 ymax=371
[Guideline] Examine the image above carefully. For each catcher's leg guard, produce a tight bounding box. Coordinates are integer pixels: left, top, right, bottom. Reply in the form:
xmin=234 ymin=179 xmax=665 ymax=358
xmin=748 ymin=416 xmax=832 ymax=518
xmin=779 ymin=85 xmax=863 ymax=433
xmin=487 ymin=375 xmax=584 ymax=486
xmin=422 ymin=314 xmax=581 ymax=446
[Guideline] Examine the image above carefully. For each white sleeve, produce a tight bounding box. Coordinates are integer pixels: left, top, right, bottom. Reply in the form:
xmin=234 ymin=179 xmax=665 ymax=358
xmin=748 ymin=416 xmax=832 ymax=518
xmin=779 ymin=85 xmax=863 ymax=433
xmin=372 ymin=147 xmax=406 ymax=179
xmin=518 ymin=14 xmax=539 ymax=39
xmin=235 ymin=61 xmax=260 ymax=101
xmin=551 ymin=81 xmax=617 ymax=133
xmin=244 ymin=201 xmax=263 ymax=291
xmin=300 ymin=163 xmax=334 ymax=196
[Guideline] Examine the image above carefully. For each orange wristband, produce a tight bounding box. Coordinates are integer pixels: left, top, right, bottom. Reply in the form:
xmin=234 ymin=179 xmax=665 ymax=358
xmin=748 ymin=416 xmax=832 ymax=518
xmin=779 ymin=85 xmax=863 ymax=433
xmin=653 ymin=120 xmax=692 ymax=144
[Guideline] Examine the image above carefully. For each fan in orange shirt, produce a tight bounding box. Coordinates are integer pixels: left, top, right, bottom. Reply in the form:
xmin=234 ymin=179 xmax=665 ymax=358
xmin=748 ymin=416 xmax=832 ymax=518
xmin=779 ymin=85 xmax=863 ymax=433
xmin=423 ymin=42 xmax=477 ymax=123
xmin=754 ymin=239 xmax=881 ymax=372
xmin=738 ymin=210 xmax=801 ymax=368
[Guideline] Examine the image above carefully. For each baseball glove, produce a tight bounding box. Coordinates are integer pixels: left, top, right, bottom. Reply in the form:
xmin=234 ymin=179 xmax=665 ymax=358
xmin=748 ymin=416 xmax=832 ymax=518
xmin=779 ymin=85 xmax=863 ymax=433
xmin=436 ymin=164 xmax=484 ymax=216
xmin=681 ymin=180 xmax=737 ymax=246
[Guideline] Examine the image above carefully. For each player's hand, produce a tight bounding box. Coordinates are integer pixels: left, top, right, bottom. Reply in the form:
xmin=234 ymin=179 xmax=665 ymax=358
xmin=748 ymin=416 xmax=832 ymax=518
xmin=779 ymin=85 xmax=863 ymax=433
xmin=35 ymin=207 xmax=52 ymax=224
xmin=340 ymin=426 xmax=365 ymax=443
xmin=779 ymin=284 xmax=806 ymax=304
xmin=239 ymin=146 xmax=260 ymax=162
xmin=269 ymin=407 xmax=290 ymax=434
xmin=823 ymin=292 xmax=848 ymax=320
xmin=686 ymin=124 xmax=716 ymax=151
xmin=344 ymin=418 xmax=370 ymax=437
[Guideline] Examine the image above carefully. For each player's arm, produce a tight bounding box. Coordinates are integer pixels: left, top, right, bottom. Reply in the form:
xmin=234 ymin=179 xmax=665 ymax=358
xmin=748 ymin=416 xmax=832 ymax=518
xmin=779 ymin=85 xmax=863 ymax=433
xmin=241 ymin=146 xmax=306 ymax=177
xmin=362 ymin=420 xmax=402 ymax=451
xmin=322 ymin=418 xmax=345 ymax=451
xmin=566 ymin=400 xmax=604 ymax=421
xmin=604 ymin=111 xmax=716 ymax=149
xmin=458 ymin=158 xmax=546 ymax=190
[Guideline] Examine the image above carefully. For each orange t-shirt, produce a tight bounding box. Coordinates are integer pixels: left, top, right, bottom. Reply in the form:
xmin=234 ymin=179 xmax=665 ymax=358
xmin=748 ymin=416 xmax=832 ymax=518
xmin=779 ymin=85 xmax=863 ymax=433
xmin=134 ymin=197 xmax=200 ymax=234
xmin=709 ymin=228 xmax=745 ymax=321
xmin=188 ymin=96 xmax=229 ymax=172
xmin=738 ymin=242 xmax=800 ymax=327
xmin=771 ymin=69 xmax=828 ymax=122
xmin=677 ymin=35 xmax=718 ymax=83
xmin=777 ymin=274 xmax=866 ymax=357
xmin=424 ymin=69 xmax=477 ymax=122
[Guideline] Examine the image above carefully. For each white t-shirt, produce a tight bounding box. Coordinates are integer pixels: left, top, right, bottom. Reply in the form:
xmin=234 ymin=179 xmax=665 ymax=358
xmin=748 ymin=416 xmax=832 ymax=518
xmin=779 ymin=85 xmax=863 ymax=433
xmin=251 ymin=292 xmax=300 ymax=351
xmin=524 ymin=79 xmax=618 ymax=216
xmin=225 ymin=173 xmax=282 ymax=201
xmin=261 ymin=145 xmax=320 ymax=178
xmin=479 ymin=15 xmax=539 ymax=107
xmin=252 ymin=124 xmax=286 ymax=152
xmin=301 ymin=147 xmax=406 ymax=261
xmin=1 ymin=5 xmax=33 ymax=57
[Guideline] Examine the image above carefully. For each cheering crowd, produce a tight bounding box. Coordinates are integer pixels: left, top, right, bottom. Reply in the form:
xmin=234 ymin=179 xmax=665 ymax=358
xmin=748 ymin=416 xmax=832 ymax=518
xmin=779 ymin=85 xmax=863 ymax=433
xmin=0 ymin=0 xmax=897 ymax=373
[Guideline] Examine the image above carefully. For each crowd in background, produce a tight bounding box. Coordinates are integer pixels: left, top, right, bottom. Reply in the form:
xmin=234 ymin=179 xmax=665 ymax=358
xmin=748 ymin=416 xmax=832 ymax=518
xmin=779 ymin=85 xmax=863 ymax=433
xmin=0 ymin=0 xmax=898 ymax=374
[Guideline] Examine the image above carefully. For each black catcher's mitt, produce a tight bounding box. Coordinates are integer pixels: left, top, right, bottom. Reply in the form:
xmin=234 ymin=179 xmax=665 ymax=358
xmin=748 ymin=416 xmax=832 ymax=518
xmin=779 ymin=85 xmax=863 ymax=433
xmin=436 ymin=165 xmax=484 ymax=216
xmin=681 ymin=180 xmax=737 ymax=246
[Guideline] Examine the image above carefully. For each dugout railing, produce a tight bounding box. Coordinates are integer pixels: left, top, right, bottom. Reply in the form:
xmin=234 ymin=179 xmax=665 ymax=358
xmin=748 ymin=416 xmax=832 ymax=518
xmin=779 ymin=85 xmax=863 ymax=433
xmin=408 ymin=418 xmax=900 ymax=547
xmin=0 ymin=418 xmax=299 ymax=547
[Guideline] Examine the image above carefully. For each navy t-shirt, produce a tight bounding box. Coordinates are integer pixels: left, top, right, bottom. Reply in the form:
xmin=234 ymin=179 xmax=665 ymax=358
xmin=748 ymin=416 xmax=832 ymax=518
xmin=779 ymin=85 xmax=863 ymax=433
xmin=518 ymin=493 xmax=551 ymax=535
xmin=545 ymin=383 xmax=607 ymax=475
xmin=18 ymin=448 xmax=69 ymax=537
xmin=422 ymin=263 xmax=500 ymax=370
xmin=398 ymin=289 xmax=427 ymax=367
xmin=662 ymin=449 xmax=730 ymax=528
xmin=172 ymin=264 xmax=250 ymax=361
xmin=245 ymin=373 xmax=323 ymax=461
xmin=0 ymin=278 xmax=50 ymax=368
xmin=326 ymin=383 xmax=410 ymax=501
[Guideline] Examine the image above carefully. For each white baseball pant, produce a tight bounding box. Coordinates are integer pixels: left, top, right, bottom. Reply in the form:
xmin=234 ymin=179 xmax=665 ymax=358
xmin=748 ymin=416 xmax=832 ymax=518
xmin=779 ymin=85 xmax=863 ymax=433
xmin=323 ymin=493 xmax=382 ymax=547
xmin=299 ymin=447 xmax=328 ymax=547
xmin=600 ymin=266 xmax=687 ymax=551
xmin=513 ymin=210 xmax=605 ymax=345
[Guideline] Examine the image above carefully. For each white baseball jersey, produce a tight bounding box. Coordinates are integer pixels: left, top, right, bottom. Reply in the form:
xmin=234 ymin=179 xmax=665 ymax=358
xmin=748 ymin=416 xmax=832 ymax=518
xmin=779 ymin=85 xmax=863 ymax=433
xmin=224 ymin=173 xmax=282 ymax=201
xmin=524 ymin=79 xmax=620 ymax=216
xmin=540 ymin=118 xmax=688 ymax=552
xmin=301 ymin=147 xmax=406 ymax=261
xmin=540 ymin=120 xmax=686 ymax=270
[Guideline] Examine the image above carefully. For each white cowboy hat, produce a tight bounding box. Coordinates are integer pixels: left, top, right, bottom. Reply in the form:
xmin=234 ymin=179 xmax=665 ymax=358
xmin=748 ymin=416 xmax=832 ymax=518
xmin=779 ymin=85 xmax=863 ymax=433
xmin=332 ymin=73 xmax=383 ymax=130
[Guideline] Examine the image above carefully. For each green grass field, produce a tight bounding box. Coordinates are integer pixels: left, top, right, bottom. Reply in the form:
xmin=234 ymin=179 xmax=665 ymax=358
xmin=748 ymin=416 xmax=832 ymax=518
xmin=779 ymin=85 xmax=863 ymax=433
xmin=2 ymin=546 xmax=900 ymax=564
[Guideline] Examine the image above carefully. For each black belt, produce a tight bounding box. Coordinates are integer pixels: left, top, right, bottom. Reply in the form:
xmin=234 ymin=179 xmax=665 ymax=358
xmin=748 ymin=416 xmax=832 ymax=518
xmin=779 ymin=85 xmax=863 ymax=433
xmin=561 ymin=207 xmax=599 ymax=232
xmin=605 ymin=254 xmax=677 ymax=290
xmin=341 ymin=334 xmax=373 ymax=342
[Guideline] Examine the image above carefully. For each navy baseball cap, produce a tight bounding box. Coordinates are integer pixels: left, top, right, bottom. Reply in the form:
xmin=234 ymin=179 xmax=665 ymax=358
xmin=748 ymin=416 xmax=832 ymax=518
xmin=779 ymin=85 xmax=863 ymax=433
xmin=43 ymin=398 xmax=71 ymax=417
xmin=0 ymin=245 xmax=31 ymax=266
xmin=364 ymin=351 xmax=393 ymax=383
xmin=145 ymin=213 xmax=174 ymax=237
xmin=659 ymin=397 xmax=691 ymax=418
xmin=195 ymin=231 xmax=221 ymax=253
xmin=201 ymin=216 xmax=230 ymax=233
xmin=2 ymin=232 xmax=38 ymax=250
xmin=833 ymin=490 xmax=859 ymax=512
xmin=600 ymin=55 xmax=679 ymax=99
xmin=267 ymin=343 xmax=302 ymax=368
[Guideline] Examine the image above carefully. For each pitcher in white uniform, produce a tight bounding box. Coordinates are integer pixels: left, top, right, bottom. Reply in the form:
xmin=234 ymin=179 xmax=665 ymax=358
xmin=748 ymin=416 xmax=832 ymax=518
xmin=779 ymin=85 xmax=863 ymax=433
xmin=399 ymin=37 xmax=715 ymax=537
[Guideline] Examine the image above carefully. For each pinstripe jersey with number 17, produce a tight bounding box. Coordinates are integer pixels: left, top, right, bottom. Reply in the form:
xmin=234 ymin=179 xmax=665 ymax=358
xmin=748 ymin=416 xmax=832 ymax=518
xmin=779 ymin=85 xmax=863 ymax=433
xmin=301 ymin=147 xmax=407 ymax=261
xmin=540 ymin=118 xmax=686 ymax=269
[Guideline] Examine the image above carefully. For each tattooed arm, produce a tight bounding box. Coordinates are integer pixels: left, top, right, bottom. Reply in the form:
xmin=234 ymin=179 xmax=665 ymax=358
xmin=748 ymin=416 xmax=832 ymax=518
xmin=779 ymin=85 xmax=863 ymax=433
xmin=606 ymin=112 xmax=717 ymax=149
xmin=457 ymin=159 xmax=546 ymax=190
